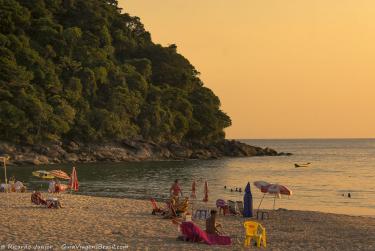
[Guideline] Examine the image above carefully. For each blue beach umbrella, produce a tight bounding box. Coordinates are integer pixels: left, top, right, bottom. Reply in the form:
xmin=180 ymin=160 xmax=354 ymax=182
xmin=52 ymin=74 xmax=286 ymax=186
xmin=243 ymin=182 xmax=253 ymax=217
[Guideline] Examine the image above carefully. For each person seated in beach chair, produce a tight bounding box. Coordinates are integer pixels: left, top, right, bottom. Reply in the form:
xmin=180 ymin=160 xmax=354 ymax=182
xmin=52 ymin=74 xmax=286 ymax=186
xmin=164 ymin=196 xmax=189 ymax=219
xmin=206 ymin=210 xmax=223 ymax=235
xmin=163 ymin=197 xmax=178 ymax=219
xmin=31 ymin=191 xmax=47 ymax=206
xmin=216 ymin=199 xmax=229 ymax=215
xmin=175 ymin=197 xmax=189 ymax=215
xmin=236 ymin=201 xmax=244 ymax=215
xmin=227 ymin=200 xmax=238 ymax=215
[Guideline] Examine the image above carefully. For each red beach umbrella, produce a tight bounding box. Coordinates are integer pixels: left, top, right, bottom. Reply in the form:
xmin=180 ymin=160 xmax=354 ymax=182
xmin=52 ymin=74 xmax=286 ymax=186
xmin=69 ymin=166 xmax=79 ymax=192
xmin=203 ymin=181 xmax=208 ymax=202
xmin=190 ymin=180 xmax=197 ymax=199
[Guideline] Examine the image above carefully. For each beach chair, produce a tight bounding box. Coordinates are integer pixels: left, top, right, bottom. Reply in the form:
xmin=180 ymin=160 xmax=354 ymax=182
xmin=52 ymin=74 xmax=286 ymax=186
xmin=176 ymin=197 xmax=189 ymax=214
xmin=216 ymin=199 xmax=229 ymax=215
xmin=193 ymin=209 xmax=211 ymax=220
xmin=243 ymin=221 xmax=267 ymax=248
xmin=236 ymin=201 xmax=244 ymax=215
xmin=150 ymin=198 xmax=167 ymax=215
xmin=227 ymin=200 xmax=238 ymax=215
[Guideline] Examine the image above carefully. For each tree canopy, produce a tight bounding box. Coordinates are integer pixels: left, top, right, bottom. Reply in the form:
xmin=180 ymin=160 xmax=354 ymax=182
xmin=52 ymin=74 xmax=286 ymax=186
xmin=0 ymin=0 xmax=231 ymax=144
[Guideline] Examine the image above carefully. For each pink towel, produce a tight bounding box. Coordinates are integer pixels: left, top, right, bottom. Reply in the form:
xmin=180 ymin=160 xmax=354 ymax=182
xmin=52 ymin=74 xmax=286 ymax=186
xmin=180 ymin=222 xmax=231 ymax=246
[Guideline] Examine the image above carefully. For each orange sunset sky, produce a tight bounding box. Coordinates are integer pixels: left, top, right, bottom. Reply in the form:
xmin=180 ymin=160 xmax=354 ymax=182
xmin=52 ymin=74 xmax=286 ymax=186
xmin=121 ymin=0 xmax=375 ymax=139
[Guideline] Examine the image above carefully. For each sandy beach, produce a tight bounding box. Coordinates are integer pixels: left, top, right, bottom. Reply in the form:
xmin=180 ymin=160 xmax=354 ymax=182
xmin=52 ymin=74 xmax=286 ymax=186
xmin=0 ymin=193 xmax=374 ymax=251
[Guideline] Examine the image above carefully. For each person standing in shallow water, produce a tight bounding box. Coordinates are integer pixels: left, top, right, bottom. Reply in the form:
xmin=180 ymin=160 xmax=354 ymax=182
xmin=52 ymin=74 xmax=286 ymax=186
xmin=170 ymin=179 xmax=183 ymax=198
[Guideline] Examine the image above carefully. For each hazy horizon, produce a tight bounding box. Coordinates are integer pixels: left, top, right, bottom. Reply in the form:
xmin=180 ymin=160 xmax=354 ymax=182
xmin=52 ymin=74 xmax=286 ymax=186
xmin=122 ymin=0 xmax=375 ymax=139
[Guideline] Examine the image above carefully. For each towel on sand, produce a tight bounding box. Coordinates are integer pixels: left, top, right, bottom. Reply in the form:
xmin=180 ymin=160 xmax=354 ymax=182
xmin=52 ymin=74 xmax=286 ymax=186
xmin=179 ymin=221 xmax=231 ymax=246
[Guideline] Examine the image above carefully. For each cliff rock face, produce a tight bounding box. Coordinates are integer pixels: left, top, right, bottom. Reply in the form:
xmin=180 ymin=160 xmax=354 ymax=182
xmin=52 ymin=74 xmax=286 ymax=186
xmin=0 ymin=140 xmax=291 ymax=166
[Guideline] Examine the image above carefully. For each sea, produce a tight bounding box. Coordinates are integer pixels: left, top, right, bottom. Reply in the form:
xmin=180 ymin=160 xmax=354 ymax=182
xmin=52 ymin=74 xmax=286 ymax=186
xmin=5 ymin=139 xmax=375 ymax=217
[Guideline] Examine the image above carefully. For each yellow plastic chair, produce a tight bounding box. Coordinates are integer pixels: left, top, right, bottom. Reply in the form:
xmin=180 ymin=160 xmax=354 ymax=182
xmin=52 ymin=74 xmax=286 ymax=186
xmin=243 ymin=221 xmax=267 ymax=248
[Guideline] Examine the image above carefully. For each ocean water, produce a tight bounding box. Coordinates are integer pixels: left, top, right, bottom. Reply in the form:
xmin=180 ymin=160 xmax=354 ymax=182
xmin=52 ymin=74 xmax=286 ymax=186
xmin=5 ymin=139 xmax=375 ymax=217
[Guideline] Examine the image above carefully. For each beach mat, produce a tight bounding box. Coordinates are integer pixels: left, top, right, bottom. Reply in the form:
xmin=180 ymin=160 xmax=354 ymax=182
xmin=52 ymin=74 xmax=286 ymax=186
xmin=180 ymin=221 xmax=231 ymax=246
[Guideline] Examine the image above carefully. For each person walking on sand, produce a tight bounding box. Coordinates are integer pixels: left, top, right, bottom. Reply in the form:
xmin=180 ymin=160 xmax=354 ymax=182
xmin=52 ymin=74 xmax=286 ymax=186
xmin=170 ymin=179 xmax=183 ymax=198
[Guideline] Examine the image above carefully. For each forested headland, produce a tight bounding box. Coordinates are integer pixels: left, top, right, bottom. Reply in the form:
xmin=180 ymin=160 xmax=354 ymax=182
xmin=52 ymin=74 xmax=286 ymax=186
xmin=0 ymin=0 xmax=289 ymax=164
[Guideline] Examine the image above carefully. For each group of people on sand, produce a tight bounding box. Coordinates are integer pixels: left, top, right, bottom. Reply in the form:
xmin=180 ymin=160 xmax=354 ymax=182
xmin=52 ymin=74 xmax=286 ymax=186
xmin=0 ymin=176 xmax=26 ymax=192
xmin=48 ymin=179 xmax=63 ymax=193
xmin=169 ymin=179 xmax=224 ymax=236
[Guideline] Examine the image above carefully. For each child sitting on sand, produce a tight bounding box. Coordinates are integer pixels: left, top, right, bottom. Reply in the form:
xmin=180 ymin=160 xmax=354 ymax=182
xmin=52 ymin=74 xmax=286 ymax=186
xmin=206 ymin=210 xmax=223 ymax=235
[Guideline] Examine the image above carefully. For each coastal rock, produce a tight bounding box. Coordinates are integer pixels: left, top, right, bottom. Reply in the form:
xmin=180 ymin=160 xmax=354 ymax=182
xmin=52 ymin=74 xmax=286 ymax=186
xmin=0 ymin=139 xmax=291 ymax=165
xmin=0 ymin=143 xmax=16 ymax=154
xmin=168 ymin=144 xmax=193 ymax=159
xmin=37 ymin=155 xmax=50 ymax=165
xmin=219 ymin=140 xmax=259 ymax=157
xmin=65 ymin=153 xmax=79 ymax=163
xmin=65 ymin=141 xmax=80 ymax=153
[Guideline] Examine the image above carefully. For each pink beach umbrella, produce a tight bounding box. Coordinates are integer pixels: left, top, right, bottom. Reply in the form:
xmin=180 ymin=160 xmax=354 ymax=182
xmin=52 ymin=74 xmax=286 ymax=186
xmin=69 ymin=166 xmax=79 ymax=192
xmin=190 ymin=180 xmax=197 ymax=199
xmin=267 ymin=184 xmax=292 ymax=196
xmin=254 ymin=181 xmax=292 ymax=210
xmin=203 ymin=181 xmax=208 ymax=202
xmin=254 ymin=181 xmax=271 ymax=193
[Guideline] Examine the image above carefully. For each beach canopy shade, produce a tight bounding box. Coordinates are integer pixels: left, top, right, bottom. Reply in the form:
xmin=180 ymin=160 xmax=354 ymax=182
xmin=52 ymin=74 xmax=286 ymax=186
xmin=203 ymin=181 xmax=208 ymax=202
xmin=49 ymin=170 xmax=70 ymax=180
xmin=69 ymin=166 xmax=79 ymax=191
xmin=32 ymin=170 xmax=55 ymax=179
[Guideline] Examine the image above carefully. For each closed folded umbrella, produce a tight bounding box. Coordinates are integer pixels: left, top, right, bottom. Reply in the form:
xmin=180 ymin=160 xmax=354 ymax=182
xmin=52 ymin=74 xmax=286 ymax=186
xmin=69 ymin=166 xmax=79 ymax=192
xmin=243 ymin=182 xmax=253 ymax=217
xmin=190 ymin=180 xmax=196 ymax=199
xmin=203 ymin=181 xmax=208 ymax=202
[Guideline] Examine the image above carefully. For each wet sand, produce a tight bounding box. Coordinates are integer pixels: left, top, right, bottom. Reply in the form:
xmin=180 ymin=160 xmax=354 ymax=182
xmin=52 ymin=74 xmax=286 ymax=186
xmin=0 ymin=193 xmax=374 ymax=250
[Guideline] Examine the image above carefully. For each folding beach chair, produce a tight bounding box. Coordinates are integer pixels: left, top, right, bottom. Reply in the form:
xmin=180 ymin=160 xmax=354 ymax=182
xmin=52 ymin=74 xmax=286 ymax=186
xmin=227 ymin=200 xmax=238 ymax=215
xmin=236 ymin=201 xmax=244 ymax=215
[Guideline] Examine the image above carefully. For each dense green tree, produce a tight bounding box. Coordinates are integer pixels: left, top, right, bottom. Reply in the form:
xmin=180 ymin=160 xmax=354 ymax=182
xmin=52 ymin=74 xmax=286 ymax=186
xmin=0 ymin=0 xmax=231 ymax=144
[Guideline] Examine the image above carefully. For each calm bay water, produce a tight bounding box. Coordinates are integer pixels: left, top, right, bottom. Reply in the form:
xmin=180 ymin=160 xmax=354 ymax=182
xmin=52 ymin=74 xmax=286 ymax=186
xmin=5 ymin=139 xmax=375 ymax=216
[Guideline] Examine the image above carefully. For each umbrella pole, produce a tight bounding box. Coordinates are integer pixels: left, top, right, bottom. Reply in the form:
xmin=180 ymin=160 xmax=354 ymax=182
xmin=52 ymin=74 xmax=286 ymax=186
xmin=257 ymin=193 xmax=266 ymax=211
xmin=273 ymin=195 xmax=276 ymax=210
xmin=3 ymin=157 xmax=8 ymax=193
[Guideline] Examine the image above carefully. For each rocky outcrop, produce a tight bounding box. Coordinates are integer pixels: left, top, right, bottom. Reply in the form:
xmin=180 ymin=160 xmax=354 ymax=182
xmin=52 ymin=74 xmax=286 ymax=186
xmin=0 ymin=140 xmax=292 ymax=166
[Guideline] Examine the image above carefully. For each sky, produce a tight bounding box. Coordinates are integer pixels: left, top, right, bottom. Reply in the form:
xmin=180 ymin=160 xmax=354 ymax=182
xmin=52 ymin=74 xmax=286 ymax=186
xmin=121 ymin=0 xmax=375 ymax=139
